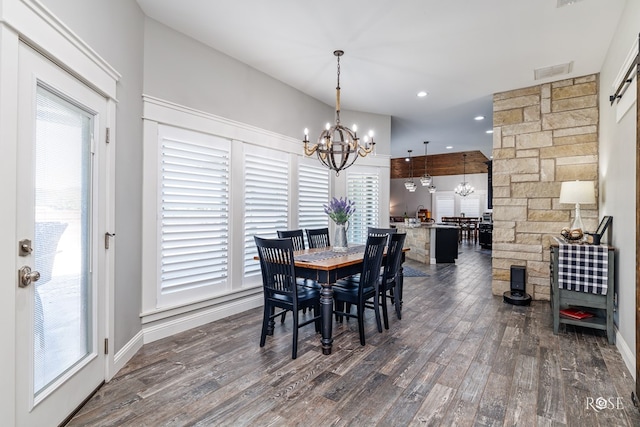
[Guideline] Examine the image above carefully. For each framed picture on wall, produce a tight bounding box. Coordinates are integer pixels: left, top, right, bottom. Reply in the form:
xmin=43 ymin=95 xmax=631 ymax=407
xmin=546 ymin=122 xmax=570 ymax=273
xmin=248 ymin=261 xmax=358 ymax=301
xmin=595 ymin=215 xmax=612 ymax=236
xmin=587 ymin=215 xmax=612 ymax=245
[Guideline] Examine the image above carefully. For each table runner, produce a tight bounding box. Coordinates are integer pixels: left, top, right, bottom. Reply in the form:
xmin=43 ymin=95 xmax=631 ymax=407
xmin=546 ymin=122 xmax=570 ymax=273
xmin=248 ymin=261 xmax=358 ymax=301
xmin=296 ymin=245 xmax=365 ymax=262
xmin=558 ymin=243 xmax=608 ymax=295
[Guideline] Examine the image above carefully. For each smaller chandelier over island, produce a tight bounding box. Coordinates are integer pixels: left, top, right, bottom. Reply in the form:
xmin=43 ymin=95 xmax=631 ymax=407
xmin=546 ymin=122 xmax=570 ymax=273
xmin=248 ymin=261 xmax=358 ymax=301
xmin=303 ymin=50 xmax=375 ymax=176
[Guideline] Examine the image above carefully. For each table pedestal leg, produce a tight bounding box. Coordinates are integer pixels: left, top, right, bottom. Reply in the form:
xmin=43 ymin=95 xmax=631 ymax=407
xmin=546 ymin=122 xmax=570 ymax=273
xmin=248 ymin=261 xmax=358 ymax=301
xmin=320 ymin=283 xmax=333 ymax=355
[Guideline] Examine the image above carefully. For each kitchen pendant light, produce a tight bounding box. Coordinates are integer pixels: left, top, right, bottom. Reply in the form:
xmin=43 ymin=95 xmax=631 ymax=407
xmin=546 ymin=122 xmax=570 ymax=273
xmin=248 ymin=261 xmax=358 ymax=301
xmin=420 ymin=141 xmax=436 ymax=193
xmin=404 ymin=150 xmax=417 ymax=192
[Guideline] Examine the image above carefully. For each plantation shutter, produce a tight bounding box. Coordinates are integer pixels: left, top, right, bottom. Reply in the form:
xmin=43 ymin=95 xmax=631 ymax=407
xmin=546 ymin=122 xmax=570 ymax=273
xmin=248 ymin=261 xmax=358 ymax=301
xmin=347 ymin=172 xmax=379 ymax=245
xmin=159 ymin=126 xmax=230 ymax=301
xmin=435 ymin=194 xmax=455 ymax=221
xmin=298 ymin=163 xmax=329 ymax=234
xmin=244 ymin=148 xmax=289 ymax=277
xmin=459 ymin=195 xmax=481 ymax=218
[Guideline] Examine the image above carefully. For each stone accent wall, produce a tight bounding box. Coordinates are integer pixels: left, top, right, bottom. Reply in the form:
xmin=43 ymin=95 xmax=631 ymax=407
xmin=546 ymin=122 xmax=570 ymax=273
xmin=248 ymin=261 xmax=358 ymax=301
xmin=491 ymin=74 xmax=599 ymax=300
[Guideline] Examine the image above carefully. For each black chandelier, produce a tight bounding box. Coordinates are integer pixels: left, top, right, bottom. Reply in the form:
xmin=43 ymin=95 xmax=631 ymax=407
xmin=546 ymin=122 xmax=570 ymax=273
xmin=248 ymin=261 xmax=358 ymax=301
xmin=303 ymin=50 xmax=375 ymax=175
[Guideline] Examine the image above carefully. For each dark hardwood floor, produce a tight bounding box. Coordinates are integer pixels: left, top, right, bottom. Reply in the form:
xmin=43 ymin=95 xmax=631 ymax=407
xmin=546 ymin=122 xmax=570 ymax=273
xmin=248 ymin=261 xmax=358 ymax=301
xmin=68 ymin=243 xmax=640 ymax=426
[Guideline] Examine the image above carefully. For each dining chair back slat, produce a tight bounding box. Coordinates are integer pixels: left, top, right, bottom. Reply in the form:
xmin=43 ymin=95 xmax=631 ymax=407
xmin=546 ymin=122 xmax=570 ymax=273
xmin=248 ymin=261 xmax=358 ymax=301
xmin=277 ymin=229 xmax=306 ymax=251
xmin=306 ymin=227 xmax=331 ymax=249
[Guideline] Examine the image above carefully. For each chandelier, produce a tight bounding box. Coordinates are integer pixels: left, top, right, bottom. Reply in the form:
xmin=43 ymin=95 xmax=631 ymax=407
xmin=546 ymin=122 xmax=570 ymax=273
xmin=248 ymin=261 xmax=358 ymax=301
xmin=454 ymin=153 xmax=475 ymax=197
xmin=303 ymin=50 xmax=375 ymax=175
xmin=420 ymin=141 xmax=436 ymax=193
xmin=404 ymin=150 xmax=416 ymax=192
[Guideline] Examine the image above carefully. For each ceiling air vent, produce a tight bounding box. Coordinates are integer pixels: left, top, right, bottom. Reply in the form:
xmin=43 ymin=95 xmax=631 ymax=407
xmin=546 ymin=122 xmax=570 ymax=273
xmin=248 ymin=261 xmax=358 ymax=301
xmin=557 ymin=0 xmax=584 ymax=7
xmin=534 ymin=62 xmax=573 ymax=80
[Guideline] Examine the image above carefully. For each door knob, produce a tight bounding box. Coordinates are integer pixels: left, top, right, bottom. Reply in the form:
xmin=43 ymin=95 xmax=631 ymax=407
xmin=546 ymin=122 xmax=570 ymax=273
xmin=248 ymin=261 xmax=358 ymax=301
xmin=18 ymin=266 xmax=40 ymax=288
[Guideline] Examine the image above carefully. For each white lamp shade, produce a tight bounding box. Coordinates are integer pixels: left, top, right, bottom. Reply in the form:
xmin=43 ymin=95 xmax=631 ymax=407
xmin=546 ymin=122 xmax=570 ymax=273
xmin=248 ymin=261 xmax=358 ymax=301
xmin=559 ymin=181 xmax=595 ymax=205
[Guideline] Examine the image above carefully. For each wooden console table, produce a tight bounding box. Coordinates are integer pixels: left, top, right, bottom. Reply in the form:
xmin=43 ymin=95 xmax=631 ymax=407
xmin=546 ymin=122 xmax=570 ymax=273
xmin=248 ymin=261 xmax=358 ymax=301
xmin=550 ymin=239 xmax=615 ymax=344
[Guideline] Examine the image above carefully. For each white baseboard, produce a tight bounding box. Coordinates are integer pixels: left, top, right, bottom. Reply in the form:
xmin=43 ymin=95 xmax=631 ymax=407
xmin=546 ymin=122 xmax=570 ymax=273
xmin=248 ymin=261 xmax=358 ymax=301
xmin=142 ymin=294 xmax=263 ymax=344
xmin=107 ymin=294 xmax=263 ymax=380
xmin=616 ymin=329 xmax=636 ymax=381
xmin=110 ymin=330 xmax=144 ymax=380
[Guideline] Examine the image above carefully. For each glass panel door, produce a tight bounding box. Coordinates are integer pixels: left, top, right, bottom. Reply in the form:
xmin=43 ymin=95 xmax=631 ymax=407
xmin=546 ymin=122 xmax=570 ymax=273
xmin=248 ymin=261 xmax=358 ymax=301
xmin=16 ymin=42 xmax=107 ymax=427
xmin=33 ymin=85 xmax=93 ymax=395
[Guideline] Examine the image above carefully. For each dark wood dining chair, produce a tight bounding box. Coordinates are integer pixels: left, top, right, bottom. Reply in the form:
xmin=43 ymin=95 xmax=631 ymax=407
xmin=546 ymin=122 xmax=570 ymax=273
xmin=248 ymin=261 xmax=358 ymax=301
xmin=367 ymin=227 xmax=397 ymax=243
xmin=254 ymin=236 xmax=321 ymax=359
xmin=305 ymin=227 xmax=330 ymax=249
xmin=332 ymin=234 xmax=387 ymax=345
xmin=379 ymin=232 xmax=407 ymax=328
xmin=334 ymin=227 xmax=396 ymax=313
xmin=277 ymin=229 xmax=305 ymax=251
xmin=277 ymin=228 xmax=321 ymax=319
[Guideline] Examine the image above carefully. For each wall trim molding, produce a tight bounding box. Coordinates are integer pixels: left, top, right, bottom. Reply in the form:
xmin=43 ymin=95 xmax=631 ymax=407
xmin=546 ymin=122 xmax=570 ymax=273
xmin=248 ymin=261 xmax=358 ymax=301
xmin=112 ymin=331 xmax=144 ymax=380
xmin=142 ymin=293 xmax=263 ymax=344
xmin=616 ymin=329 xmax=636 ymax=381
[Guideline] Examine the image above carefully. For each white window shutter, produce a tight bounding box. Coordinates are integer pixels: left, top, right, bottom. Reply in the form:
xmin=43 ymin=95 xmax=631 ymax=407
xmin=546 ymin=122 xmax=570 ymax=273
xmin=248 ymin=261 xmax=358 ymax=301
xmin=347 ymin=172 xmax=379 ymax=245
xmin=243 ymin=149 xmax=289 ymax=277
xmin=159 ymin=126 xmax=230 ymax=300
xmin=298 ymin=163 xmax=329 ymax=234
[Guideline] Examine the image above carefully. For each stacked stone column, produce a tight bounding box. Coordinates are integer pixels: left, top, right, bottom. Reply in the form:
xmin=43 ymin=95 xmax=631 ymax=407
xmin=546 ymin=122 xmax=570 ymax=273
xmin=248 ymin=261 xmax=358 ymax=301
xmin=491 ymin=74 xmax=599 ymax=300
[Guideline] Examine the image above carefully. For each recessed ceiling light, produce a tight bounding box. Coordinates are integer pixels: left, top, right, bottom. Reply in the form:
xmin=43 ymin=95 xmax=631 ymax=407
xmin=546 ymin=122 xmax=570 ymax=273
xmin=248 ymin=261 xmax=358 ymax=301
xmin=446 ymin=146 xmax=453 ymax=150
xmin=474 ymin=115 xmax=485 ymax=121
xmin=486 ymin=129 xmax=494 ymax=134
xmin=417 ymin=91 xmax=428 ymax=98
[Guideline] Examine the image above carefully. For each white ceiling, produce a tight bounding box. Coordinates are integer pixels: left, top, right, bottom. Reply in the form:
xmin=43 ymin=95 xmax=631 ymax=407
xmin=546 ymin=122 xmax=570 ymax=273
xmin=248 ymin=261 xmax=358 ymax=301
xmin=136 ymin=0 xmax=626 ymax=158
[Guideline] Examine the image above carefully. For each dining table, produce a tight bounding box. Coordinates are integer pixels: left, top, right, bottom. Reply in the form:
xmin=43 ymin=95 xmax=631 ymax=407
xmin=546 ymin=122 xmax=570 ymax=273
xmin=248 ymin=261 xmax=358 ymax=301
xmin=441 ymin=216 xmax=480 ymax=243
xmin=289 ymin=244 xmax=408 ymax=355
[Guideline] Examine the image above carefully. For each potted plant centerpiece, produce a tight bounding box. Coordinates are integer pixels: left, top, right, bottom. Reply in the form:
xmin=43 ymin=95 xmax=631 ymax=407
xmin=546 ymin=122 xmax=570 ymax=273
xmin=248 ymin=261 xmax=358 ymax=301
xmin=324 ymin=197 xmax=355 ymax=252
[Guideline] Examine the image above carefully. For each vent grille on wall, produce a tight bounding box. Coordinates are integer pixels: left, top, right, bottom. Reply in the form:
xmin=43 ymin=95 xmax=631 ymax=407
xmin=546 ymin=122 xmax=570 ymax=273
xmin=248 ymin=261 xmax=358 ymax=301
xmin=534 ymin=62 xmax=573 ymax=80
xmin=557 ymin=0 xmax=584 ymax=7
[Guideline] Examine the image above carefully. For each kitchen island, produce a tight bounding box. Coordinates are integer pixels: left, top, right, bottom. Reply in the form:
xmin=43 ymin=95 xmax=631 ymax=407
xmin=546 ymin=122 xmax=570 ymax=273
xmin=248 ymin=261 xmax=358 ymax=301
xmin=393 ymin=223 xmax=459 ymax=264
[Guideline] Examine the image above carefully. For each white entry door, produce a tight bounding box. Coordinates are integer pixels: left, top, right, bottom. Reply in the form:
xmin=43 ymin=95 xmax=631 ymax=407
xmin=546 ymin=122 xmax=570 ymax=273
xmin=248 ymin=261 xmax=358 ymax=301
xmin=15 ymin=43 xmax=109 ymax=426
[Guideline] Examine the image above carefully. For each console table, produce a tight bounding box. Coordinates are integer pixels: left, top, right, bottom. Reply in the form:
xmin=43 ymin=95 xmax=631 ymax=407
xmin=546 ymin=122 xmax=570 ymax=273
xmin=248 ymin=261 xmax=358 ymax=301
xmin=550 ymin=239 xmax=615 ymax=344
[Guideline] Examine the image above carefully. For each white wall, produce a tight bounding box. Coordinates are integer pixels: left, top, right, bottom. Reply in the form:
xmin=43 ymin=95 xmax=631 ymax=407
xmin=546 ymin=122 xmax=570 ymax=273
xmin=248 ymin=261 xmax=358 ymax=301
xmin=142 ymin=18 xmax=392 ymax=150
xmin=598 ymin=0 xmax=639 ymax=376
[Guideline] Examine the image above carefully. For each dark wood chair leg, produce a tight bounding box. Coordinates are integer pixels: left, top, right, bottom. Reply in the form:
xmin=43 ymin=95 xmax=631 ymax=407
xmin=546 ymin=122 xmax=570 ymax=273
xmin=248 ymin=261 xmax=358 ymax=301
xmin=357 ymin=305 xmax=366 ymax=346
xmin=381 ymin=291 xmax=389 ymax=330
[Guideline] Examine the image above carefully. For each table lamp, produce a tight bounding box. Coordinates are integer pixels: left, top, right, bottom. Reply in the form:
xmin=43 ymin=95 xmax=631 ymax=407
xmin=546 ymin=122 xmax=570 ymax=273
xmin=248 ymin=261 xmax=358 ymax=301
xmin=559 ymin=180 xmax=595 ymax=233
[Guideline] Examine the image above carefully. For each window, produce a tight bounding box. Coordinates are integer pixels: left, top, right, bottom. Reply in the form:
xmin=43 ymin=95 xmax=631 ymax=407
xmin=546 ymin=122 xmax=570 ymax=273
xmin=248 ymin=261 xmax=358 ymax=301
xmin=347 ymin=171 xmax=379 ymax=245
xmin=435 ymin=194 xmax=454 ymax=221
xmin=298 ymin=163 xmax=329 ymax=234
xmin=159 ymin=125 xmax=230 ymax=304
xmin=243 ymin=147 xmax=289 ymax=277
xmin=142 ymin=98 xmax=388 ymax=324
xmin=459 ymin=195 xmax=481 ymax=218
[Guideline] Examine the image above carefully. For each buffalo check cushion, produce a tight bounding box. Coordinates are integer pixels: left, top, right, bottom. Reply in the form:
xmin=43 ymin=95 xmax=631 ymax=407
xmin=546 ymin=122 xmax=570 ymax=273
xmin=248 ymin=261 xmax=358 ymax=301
xmin=558 ymin=243 xmax=608 ymax=295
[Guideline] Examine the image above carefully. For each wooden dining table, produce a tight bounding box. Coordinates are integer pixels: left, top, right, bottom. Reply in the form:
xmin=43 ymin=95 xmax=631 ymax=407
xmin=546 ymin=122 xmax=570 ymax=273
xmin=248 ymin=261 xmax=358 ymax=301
xmin=441 ymin=216 xmax=480 ymax=243
xmin=290 ymin=245 xmax=408 ymax=355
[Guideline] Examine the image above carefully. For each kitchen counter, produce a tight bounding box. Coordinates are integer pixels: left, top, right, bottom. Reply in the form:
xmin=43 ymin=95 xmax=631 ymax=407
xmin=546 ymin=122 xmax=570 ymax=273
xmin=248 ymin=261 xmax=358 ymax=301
xmin=393 ymin=223 xmax=459 ymax=264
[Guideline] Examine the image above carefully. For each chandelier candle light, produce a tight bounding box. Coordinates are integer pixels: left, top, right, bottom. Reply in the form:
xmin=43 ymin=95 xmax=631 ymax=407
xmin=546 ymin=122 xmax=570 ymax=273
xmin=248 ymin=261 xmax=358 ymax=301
xmin=420 ymin=141 xmax=436 ymax=193
xmin=303 ymin=50 xmax=375 ymax=175
xmin=454 ymin=153 xmax=474 ymax=197
xmin=404 ymin=150 xmax=417 ymax=192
